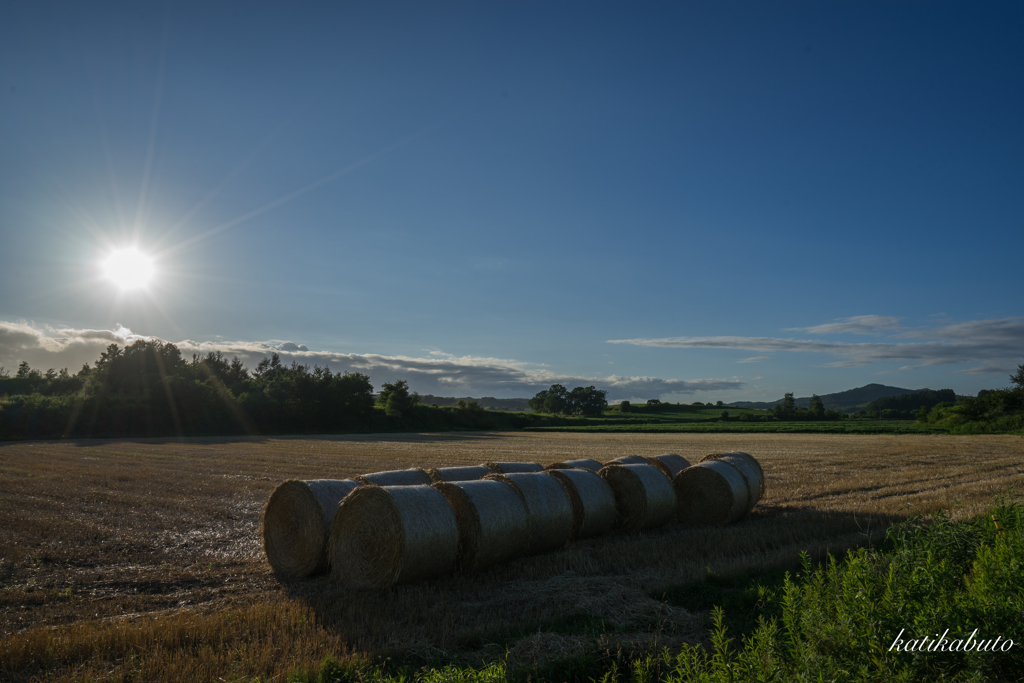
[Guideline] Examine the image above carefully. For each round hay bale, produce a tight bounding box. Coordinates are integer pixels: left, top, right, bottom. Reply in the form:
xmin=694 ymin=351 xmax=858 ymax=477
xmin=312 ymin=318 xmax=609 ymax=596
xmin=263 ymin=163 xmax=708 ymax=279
xmin=698 ymin=452 xmax=765 ymax=498
xmin=432 ymin=479 xmax=530 ymax=572
xmin=426 ymin=465 xmax=493 ymax=483
xmin=641 ymin=457 xmax=674 ymax=479
xmin=484 ymin=461 xmax=545 ymax=474
xmin=647 ymin=453 xmax=690 ymax=479
xmin=545 ymin=458 xmax=604 ymax=472
xmin=673 ymin=460 xmax=749 ymax=526
xmin=545 ymin=468 xmax=617 ymax=539
xmin=699 ymin=454 xmax=762 ymax=514
xmin=608 ymin=455 xmax=649 ymax=466
xmin=262 ymin=479 xmax=360 ymax=578
xmin=598 ymin=463 xmax=677 ymax=532
xmin=356 ymin=468 xmax=432 ymax=487
xmin=485 ymin=473 xmax=573 ymax=554
xmin=328 ymin=484 xmax=459 ymax=589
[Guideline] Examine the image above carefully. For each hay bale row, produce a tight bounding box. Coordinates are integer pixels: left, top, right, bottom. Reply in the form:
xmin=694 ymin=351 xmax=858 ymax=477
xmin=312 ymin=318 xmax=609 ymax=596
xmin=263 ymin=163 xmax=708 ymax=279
xmin=355 ymin=468 xmax=432 ymax=486
xmin=702 ymin=453 xmax=763 ymax=516
xmin=598 ymin=463 xmax=677 ymax=532
xmin=486 ymin=472 xmax=573 ymax=554
xmin=328 ymin=484 xmax=459 ymax=589
xmin=426 ymin=465 xmax=493 ymax=483
xmin=545 ymin=458 xmax=604 ymax=472
xmin=264 ymin=452 xmax=763 ymax=584
xmin=674 ymin=458 xmax=754 ymax=526
xmin=485 ymin=461 xmax=545 ymax=474
xmin=262 ymin=478 xmax=360 ymax=578
xmin=698 ymin=452 xmax=765 ymax=498
xmin=329 ymin=472 xmax=570 ymax=587
xmin=546 ymin=468 xmax=617 ymax=539
xmin=433 ymin=479 xmax=530 ymax=572
xmin=608 ymin=455 xmax=649 ymax=466
xmin=649 ymin=453 xmax=690 ymax=478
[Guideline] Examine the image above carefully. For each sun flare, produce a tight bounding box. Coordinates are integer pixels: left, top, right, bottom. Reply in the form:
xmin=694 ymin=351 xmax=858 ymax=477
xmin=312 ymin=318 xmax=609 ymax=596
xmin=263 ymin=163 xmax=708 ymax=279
xmin=102 ymin=247 xmax=155 ymax=290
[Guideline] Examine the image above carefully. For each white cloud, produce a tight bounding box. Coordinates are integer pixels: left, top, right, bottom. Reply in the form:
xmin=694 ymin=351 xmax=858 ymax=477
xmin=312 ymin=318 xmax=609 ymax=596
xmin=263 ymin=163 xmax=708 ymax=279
xmin=0 ymin=320 xmax=743 ymax=400
xmin=788 ymin=315 xmax=904 ymax=335
xmin=736 ymin=356 xmax=769 ymax=363
xmin=607 ymin=316 xmax=1024 ymax=376
xmin=0 ymin=321 xmax=150 ymax=372
xmin=952 ymin=364 xmax=1018 ymax=376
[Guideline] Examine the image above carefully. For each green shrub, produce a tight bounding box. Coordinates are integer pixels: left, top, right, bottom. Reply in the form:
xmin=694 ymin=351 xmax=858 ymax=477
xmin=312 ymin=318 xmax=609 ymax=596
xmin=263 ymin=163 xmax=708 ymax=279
xmin=654 ymin=497 xmax=1024 ymax=682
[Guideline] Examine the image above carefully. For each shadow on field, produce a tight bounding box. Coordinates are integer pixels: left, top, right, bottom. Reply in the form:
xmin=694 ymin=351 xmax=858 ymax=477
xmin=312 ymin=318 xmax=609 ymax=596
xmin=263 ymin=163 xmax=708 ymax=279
xmin=274 ymin=504 xmax=905 ymax=656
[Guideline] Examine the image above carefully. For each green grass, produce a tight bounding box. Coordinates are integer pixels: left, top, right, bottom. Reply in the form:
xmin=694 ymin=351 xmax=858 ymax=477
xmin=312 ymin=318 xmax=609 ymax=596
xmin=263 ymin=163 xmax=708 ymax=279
xmin=524 ymin=419 xmax=941 ymax=434
xmin=293 ymin=496 xmax=1024 ymax=683
xmin=518 ymin=403 xmax=944 ymax=434
xmin=658 ymin=566 xmax=798 ymax=642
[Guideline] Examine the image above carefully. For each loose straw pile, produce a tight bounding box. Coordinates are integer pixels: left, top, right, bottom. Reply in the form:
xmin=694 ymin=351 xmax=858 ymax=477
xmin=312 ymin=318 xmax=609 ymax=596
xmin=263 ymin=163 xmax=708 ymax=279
xmin=486 ymin=472 xmax=573 ymax=554
xmin=328 ymin=484 xmax=459 ymax=589
xmin=433 ymin=479 xmax=530 ymax=571
xmin=262 ymin=479 xmax=360 ymax=578
xmin=598 ymin=463 xmax=677 ymax=532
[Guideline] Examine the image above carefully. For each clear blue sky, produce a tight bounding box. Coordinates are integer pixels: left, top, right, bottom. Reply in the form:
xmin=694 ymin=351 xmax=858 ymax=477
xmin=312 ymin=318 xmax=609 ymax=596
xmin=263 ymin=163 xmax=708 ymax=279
xmin=2 ymin=2 xmax=1022 ymax=401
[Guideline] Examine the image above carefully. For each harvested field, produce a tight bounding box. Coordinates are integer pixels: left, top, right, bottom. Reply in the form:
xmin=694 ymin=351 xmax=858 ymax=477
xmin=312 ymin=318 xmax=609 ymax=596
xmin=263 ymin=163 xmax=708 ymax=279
xmin=1 ymin=432 xmax=1022 ymax=682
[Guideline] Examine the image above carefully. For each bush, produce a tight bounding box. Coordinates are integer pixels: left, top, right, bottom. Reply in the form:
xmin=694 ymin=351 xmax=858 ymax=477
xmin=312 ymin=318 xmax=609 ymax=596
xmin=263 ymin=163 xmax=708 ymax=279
xmin=651 ymin=497 xmax=1024 ymax=682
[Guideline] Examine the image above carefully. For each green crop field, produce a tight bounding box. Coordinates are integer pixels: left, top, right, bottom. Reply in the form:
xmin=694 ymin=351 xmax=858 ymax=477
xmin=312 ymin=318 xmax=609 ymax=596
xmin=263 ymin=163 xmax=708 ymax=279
xmin=521 ymin=404 xmax=941 ymax=434
xmin=525 ymin=420 xmax=940 ymax=434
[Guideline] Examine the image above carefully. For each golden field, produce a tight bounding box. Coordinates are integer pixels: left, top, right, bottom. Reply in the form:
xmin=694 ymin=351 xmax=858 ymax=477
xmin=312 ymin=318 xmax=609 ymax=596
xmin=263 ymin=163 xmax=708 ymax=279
xmin=1 ymin=432 xmax=1021 ymax=682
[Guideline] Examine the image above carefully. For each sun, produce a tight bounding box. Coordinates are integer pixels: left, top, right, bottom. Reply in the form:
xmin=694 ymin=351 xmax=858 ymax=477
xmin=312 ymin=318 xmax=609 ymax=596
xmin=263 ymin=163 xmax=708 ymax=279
xmin=102 ymin=247 xmax=156 ymax=290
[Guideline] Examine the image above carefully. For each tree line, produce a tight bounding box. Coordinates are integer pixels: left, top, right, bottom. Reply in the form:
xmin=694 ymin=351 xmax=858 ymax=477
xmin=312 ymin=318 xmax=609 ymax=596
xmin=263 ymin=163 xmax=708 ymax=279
xmin=915 ymin=364 xmax=1024 ymax=434
xmin=4 ymin=343 xmax=1021 ymax=438
xmin=527 ymin=384 xmax=608 ymax=416
xmin=859 ymin=388 xmax=957 ymax=419
xmin=768 ymin=393 xmax=844 ymax=421
xmin=0 ymin=341 xmax=593 ymax=439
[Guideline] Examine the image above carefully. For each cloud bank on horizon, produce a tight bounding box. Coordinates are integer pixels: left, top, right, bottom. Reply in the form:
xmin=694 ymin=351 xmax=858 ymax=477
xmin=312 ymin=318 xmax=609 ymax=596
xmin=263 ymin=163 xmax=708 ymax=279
xmin=608 ymin=315 xmax=1024 ymax=376
xmin=0 ymin=320 xmax=741 ymax=401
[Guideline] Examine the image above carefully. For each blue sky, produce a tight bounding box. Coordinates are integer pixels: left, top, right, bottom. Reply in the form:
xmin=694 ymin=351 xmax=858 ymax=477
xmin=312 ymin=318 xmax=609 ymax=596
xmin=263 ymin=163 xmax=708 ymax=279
xmin=1 ymin=2 xmax=1022 ymax=402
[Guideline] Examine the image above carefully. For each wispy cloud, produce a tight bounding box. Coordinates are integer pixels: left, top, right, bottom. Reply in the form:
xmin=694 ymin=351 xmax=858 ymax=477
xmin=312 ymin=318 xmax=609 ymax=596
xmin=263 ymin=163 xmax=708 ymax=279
xmin=0 ymin=320 xmax=743 ymax=400
xmin=736 ymin=356 xmax=769 ymax=363
xmin=607 ymin=316 xmax=1024 ymax=376
xmin=788 ymin=315 xmax=904 ymax=335
xmin=952 ymin=364 xmax=1016 ymax=376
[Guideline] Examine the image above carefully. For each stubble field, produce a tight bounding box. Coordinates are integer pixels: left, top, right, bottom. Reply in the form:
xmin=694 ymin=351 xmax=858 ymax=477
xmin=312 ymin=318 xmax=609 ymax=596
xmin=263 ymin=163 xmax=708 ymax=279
xmin=1 ymin=432 xmax=1022 ymax=682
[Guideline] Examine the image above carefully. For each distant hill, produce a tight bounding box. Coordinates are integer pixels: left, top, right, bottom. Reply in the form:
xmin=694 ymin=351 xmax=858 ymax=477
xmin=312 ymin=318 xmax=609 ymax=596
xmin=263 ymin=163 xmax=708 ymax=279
xmin=415 ymin=394 xmax=532 ymax=411
xmin=727 ymin=383 xmax=930 ymax=413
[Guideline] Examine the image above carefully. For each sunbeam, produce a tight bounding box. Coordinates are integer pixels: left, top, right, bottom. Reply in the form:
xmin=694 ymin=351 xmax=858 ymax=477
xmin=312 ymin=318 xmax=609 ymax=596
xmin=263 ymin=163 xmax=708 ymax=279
xmin=132 ymin=15 xmax=170 ymax=242
xmin=164 ymin=124 xmax=438 ymax=256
